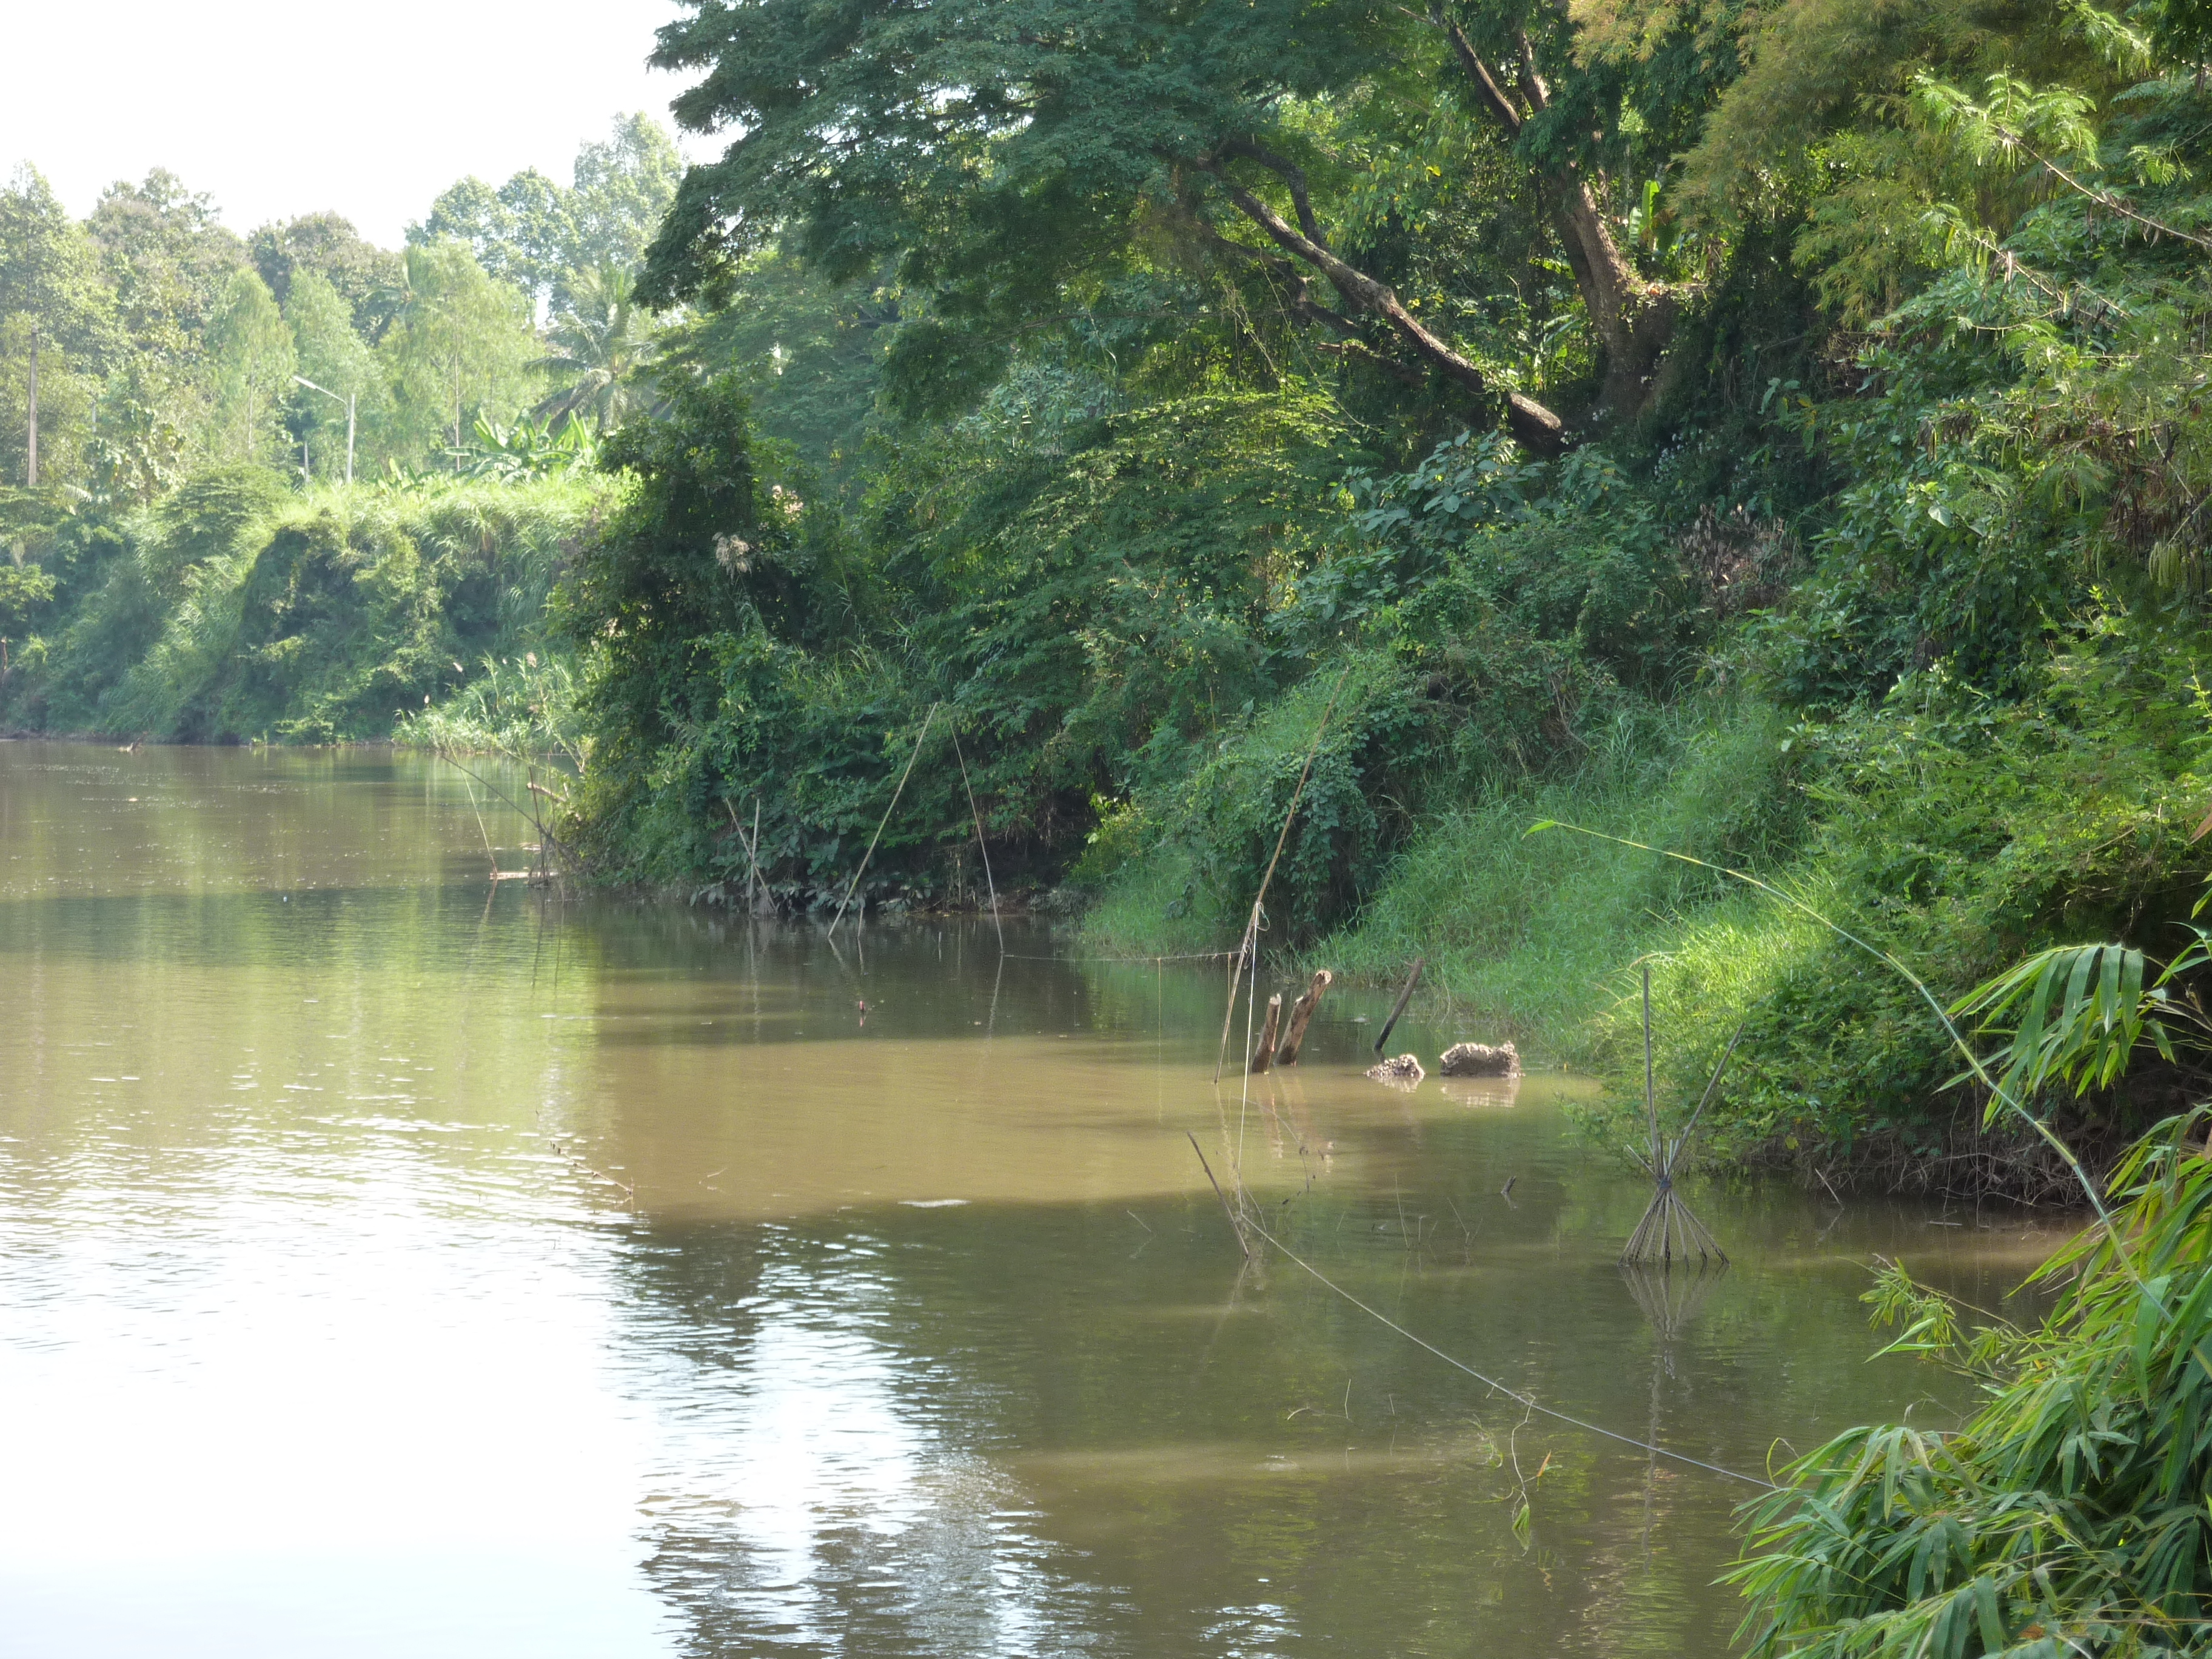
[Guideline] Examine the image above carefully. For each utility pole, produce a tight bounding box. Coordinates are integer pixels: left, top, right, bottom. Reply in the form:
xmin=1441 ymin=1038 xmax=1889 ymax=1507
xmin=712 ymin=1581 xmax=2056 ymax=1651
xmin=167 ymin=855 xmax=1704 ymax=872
xmin=291 ymin=376 xmax=357 ymax=486
xmin=26 ymin=323 xmax=38 ymax=488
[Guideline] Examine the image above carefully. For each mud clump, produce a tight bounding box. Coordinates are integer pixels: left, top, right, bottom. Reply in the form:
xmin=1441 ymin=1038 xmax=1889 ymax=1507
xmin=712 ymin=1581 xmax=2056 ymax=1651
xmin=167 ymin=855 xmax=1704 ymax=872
xmin=1439 ymin=1041 xmax=1519 ymax=1078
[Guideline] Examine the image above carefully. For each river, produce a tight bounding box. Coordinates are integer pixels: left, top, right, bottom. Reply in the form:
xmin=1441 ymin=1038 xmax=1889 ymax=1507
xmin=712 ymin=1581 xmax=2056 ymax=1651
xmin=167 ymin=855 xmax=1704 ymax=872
xmin=0 ymin=742 xmax=2064 ymax=1657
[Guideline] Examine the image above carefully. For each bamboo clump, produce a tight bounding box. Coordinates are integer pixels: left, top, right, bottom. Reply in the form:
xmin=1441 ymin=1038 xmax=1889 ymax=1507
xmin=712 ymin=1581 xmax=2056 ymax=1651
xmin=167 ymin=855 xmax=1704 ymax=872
xmin=1619 ymin=967 xmax=1738 ymax=1267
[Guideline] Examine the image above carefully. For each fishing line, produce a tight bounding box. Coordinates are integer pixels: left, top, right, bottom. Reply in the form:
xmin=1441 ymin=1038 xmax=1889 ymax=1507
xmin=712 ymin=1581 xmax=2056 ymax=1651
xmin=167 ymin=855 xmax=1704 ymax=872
xmin=830 ymin=701 xmax=940 ymax=936
xmin=1239 ymin=1213 xmax=1778 ymax=1490
xmin=999 ymin=950 xmax=1242 ymax=965
xmin=950 ymin=728 xmax=1004 ymax=953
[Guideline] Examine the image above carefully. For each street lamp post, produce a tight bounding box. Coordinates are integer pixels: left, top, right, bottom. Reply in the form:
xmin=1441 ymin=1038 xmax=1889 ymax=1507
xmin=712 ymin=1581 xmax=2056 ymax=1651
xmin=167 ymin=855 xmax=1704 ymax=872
xmin=291 ymin=375 xmax=356 ymax=486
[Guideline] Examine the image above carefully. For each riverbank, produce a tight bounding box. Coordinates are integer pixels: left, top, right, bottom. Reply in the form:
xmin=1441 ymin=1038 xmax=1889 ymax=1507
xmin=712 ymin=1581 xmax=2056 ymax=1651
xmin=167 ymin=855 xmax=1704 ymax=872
xmin=0 ymin=469 xmax=609 ymax=745
xmin=1082 ymin=603 xmax=2212 ymax=1201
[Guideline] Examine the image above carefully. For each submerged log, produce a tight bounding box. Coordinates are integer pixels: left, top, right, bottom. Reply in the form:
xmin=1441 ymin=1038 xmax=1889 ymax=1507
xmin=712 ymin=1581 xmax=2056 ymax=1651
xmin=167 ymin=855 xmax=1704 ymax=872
xmin=1273 ymin=970 xmax=1333 ymax=1066
xmin=1439 ymin=1041 xmax=1520 ymax=1078
xmin=1366 ymin=1053 xmax=1424 ymax=1082
xmin=1248 ymin=994 xmax=1283 ymax=1074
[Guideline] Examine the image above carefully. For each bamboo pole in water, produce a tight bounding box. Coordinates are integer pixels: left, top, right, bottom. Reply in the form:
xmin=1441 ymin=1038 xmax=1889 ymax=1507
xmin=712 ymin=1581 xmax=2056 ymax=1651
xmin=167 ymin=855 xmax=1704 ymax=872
xmin=1249 ymin=994 xmax=1282 ymax=1074
xmin=1212 ymin=666 xmax=1353 ymax=1082
xmin=1373 ymin=957 xmax=1424 ymax=1054
xmin=1187 ymin=1131 xmax=1253 ymax=1260
xmin=726 ymin=798 xmax=766 ymax=911
xmin=1642 ymin=965 xmax=1661 ymax=1173
xmin=830 ymin=702 xmax=939 ymax=935
xmin=951 ymin=727 xmax=1003 ymax=950
xmin=1275 ymin=969 xmax=1334 ymax=1066
xmin=1620 ymin=972 xmax=1736 ymax=1267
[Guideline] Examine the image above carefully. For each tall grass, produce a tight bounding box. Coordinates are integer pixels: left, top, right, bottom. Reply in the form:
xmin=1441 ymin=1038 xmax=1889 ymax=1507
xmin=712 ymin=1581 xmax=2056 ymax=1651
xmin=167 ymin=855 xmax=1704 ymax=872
xmin=394 ymin=652 xmax=585 ymax=765
xmin=1319 ymin=695 xmax=1805 ymax=1059
xmin=1085 ymin=692 xmax=1808 ymax=1057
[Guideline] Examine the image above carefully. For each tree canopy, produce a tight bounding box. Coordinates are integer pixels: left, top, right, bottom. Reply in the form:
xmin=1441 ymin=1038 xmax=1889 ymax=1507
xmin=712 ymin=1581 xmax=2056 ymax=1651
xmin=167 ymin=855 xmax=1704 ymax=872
xmin=642 ymin=0 xmax=1745 ymax=449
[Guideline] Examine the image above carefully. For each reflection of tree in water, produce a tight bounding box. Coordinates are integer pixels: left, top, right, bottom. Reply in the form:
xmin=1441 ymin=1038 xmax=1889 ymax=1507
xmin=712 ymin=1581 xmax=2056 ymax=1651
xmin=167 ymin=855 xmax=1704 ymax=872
xmin=615 ymin=1219 xmax=1125 ymax=1658
xmin=576 ymin=925 xmax=1844 ymax=1658
xmin=608 ymin=1192 xmax=1777 ymax=1659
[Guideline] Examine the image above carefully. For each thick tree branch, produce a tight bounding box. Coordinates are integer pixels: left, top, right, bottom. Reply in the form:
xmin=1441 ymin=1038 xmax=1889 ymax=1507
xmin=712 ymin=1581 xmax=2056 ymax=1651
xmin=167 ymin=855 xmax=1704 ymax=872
xmin=1191 ymin=215 xmax=1364 ymax=335
xmin=1436 ymin=12 xmax=1523 ymax=136
xmin=1196 ymin=159 xmax=1566 ymax=452
xmin=1515 ymin=29 xmax=1549 ymax=112
xmin=1312 ymin=339 xmax=1429 ymax=386
xmin=1429 ymin=7 xmax=1679 ymax=421
xmin=1218 ymin=138 xmax=1328 ymax=249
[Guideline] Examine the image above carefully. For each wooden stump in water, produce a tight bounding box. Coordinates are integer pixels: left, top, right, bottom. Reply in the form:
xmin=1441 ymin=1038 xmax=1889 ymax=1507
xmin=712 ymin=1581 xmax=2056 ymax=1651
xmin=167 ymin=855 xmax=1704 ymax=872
xmin=1273 ymin=970 xmax=1333 ymax=1066
xmin=1248 ymin=994 xmax=1282 ymax=1074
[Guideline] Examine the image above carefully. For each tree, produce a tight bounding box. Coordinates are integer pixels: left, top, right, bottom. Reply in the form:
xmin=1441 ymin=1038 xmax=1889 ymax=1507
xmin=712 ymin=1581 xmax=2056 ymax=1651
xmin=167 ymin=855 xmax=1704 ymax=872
xmin=0 ymin=166 xmax=113 ymax=486
xmin=0 ymin=164 xmax=117 ymax=368
xmin=0 ymin=315 xmax=92 ymax=489
xmin=414 ymin=170 xmax=572 ymax=305
xmin=378 ymin=240 xmax=537 ymax=464
xmin=204 ymin=270 xmax=297 ymax=466
xmin=642 ymin=0 xmax=1740 ymax=449
xmin=534 ymin=262 xmax=660 ymax=431
xmin=657 ymin=245 xmax=898 ymax=497
xmin=89 ymin=170 xmax=248 ymax=363
xmin=249 ymin=212 xmax=404 ymax=341
xmin=414 ymin=115 xmax=682 ymax=312
xmin=1424 ymin=0 xmax=1736 ymax=423
xmin=566 ymin=113 xmax=683 ymax=278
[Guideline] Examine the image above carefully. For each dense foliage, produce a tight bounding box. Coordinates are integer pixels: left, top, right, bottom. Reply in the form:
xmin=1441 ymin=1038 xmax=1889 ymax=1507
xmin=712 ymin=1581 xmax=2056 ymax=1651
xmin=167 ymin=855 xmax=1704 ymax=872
xmin=6 ymin=466 xmax=609 ymax=742
xmin=531 ymin=0 xmax=2212 ymax=1199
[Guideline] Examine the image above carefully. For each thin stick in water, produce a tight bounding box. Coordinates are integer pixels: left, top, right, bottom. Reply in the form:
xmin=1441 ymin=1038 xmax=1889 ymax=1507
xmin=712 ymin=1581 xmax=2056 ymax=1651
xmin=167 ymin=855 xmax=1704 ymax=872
xmin=1188 ymin=1131 xmax=1253 ymax=1259
xmin=830 ymin=702 xmax=939 ymax=935
xmin=951 ymin=727 xmax=1003 ymax=950
xmin=726 ymin=798 xmax=767 ymax=910
xmin=1373 ymin=957 xmax=1424 ymax=1054
xmin=1641 ymin=965 xmax=1661 ymax=1175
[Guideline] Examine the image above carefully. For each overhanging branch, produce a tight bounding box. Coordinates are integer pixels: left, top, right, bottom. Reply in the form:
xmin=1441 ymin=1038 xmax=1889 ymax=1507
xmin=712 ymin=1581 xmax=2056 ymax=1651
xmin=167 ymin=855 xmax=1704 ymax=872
xmin=1193 ymin=156 xmax=1567 ymax=452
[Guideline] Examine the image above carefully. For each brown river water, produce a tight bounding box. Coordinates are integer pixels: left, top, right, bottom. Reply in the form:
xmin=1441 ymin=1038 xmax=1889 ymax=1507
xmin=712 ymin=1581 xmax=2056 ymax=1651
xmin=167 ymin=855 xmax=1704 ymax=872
xmin=0 ymin=742 xmax=2068 ymax=1657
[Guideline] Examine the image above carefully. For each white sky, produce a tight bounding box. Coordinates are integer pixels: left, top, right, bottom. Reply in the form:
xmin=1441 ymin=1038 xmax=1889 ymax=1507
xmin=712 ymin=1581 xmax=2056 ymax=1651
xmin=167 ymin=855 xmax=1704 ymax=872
xmin=7 ymin=0 xmax=716 ymax=248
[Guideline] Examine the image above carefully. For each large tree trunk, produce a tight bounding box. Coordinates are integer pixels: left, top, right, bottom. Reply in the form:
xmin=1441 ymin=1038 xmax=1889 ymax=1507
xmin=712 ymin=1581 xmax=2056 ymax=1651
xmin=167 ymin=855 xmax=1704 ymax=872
xmin=1440 ymin=13 xmax=1678 ymax=425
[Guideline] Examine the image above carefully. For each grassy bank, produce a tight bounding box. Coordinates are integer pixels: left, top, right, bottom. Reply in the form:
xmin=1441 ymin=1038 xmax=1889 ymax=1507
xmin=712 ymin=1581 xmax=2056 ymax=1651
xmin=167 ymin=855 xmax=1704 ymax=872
xmin=1 ymin=468 xmax=612 ymax=744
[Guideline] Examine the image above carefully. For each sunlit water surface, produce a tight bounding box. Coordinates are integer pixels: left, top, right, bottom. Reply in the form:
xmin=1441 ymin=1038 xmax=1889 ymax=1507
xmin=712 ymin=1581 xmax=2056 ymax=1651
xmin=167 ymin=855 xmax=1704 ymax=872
xmin=0 ymin=743 xmax=2063 ymax=1657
